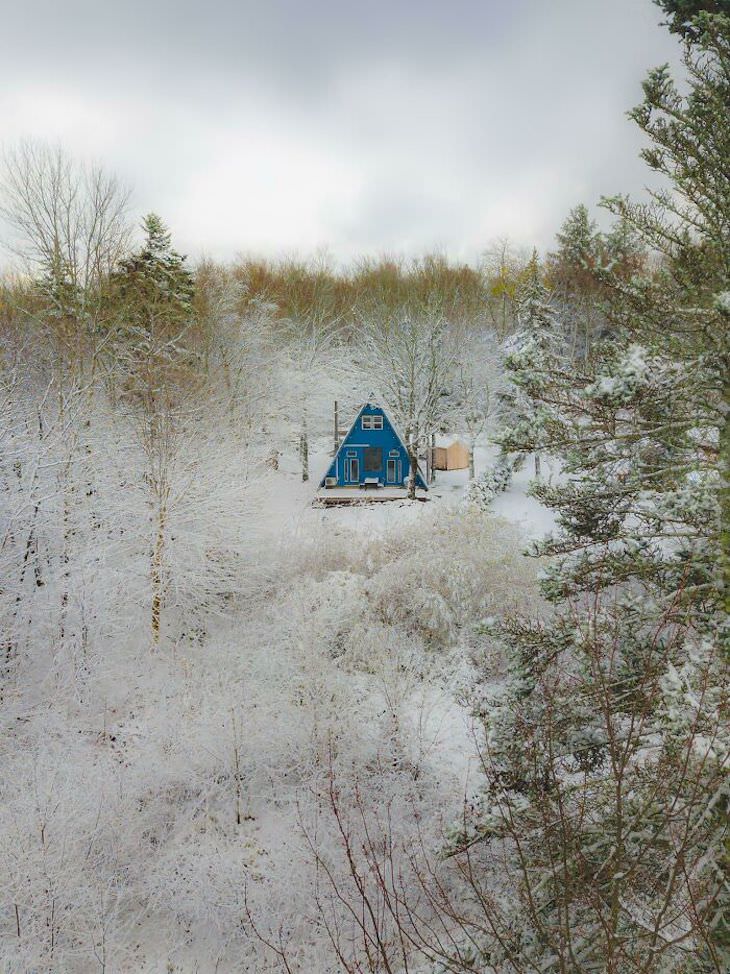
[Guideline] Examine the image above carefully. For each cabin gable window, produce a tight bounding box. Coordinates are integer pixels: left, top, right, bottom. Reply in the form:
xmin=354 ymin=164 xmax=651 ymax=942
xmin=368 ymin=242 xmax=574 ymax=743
xmin=362 ymin=414 xmax=383 ymax=430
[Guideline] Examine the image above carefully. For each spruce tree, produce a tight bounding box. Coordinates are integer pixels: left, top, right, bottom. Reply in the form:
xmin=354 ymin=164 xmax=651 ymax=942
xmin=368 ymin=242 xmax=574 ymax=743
xmin=496 ymin=251 xmax=566 ymax=480
xmin=108 ymin=216 xmax=198 ymax=644
xmin=551 ymin=205 xmax=600 ymax=279
xmin=456 ymin=7 xmax=729 ymax=971
xmin=109 ymin=213 xmax=196 ymax=407
xmin=470 ymin=254 xmax=564 ymax=508
xmin=113 ymin=212 xmax=194 ymax=329
xmin=657 ymin=0 xmax=730 ymax=37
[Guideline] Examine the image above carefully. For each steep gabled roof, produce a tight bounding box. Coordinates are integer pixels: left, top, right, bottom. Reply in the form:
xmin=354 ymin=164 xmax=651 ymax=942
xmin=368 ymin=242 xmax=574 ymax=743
xmin=319 ymin=401 xmax=428 ymax=489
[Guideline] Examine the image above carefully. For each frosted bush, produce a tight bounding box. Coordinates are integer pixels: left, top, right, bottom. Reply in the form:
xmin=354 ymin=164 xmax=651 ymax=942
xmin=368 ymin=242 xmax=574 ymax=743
xmin=363 ymin=508 xmax=535 ymax=648
xmin=467 ymin=458 xmax=514 ymax=510
xmin=280 ymin=507 xmax=536 ymax=659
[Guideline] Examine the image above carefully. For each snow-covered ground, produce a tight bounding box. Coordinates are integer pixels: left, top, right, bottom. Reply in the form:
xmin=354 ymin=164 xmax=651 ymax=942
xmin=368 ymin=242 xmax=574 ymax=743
xmin=265 ymin=442 xmax=555 ymax=542
xmin=215 ymin=442 xmax=553 ymax=967
xmin=1 ymin=432 xmax=554 ymax=972
xmin=251 ymin=439 xmax=554 ymax=795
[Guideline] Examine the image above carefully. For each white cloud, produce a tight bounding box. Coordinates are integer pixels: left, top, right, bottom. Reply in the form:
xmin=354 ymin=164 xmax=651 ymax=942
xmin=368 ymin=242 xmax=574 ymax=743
xmin=0 ymin=0 xmax=683 ymax=266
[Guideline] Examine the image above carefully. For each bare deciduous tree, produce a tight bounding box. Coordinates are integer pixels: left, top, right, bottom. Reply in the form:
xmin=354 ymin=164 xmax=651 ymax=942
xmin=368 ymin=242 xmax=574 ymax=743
xmin=0 ymin=140 xmax=131 ymax=309
xmin=358 ymin=309 xmax=460 ymax=499
xmin=450 ymin=328 xmax=501 ymax=479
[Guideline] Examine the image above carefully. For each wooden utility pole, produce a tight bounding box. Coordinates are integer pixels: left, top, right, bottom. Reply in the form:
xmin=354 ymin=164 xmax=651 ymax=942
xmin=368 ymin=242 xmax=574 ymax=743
xmin=333 ymin=400 xmax=339 ymax=455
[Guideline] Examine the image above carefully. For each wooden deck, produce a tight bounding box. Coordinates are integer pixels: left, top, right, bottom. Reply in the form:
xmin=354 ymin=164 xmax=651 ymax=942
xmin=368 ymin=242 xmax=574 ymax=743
xmin=313 ymin=487 xmax=429 ymax=507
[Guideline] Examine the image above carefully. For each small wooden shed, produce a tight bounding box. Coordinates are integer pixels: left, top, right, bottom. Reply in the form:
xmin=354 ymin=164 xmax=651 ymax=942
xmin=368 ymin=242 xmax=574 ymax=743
xmin=433 ymin=438 xmax=470 ymax=471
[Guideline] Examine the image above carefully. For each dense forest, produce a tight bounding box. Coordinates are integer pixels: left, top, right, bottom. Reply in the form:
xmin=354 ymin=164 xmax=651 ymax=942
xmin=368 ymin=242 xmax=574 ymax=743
xmin=0 ymin=1 xmax=727 ymax=972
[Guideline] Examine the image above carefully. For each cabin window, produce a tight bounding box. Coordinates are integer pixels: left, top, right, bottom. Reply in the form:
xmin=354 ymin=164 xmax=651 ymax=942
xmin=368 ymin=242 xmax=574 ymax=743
xmin=362 ymin=414 xmax=383 ymax=430
xmin=386 ymin=458 xmax=398 ymax=483
xmin=364 ymin=447 xmax=382 ymax=472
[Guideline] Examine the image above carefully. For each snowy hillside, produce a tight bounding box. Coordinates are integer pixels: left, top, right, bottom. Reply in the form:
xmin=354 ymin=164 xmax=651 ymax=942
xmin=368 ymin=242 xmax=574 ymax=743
xmin=0 ymin=404 xmax=545 ymax=971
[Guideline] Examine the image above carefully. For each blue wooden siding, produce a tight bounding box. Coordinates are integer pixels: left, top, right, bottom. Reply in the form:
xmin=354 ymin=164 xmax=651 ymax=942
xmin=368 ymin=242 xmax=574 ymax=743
xmin=320 ymin=403 xmax=427 ymax=489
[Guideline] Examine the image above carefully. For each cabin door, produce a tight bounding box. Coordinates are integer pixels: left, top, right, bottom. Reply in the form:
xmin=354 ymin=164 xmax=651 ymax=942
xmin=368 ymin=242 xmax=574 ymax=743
xmin=345 ymin=456 xmax=359 ymax=484
xmin=386 ymin=457 xmax=400 ymax=485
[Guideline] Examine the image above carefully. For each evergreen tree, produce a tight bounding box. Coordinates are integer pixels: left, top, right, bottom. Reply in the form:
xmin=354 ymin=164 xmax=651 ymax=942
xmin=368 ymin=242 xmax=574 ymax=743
xmin=456 ymin=7 xmax=729 ymax=971
xmin=108 ymin=216 xmax=199 ymax=644
xmin=657 ymin=0 xmax=730 ymax=37
xmin=547 ymin=205 xmax=647 ymax=358
xmin=551 ymin=204 xmax=600 ymax=280
xmin=113 ymin=213 xmax=194 ymax=329
xmin=547 ymin=204 xmax=605 ymax=359
xmin=602 ymin=218 xmax=646 ymax=281
xmin=496 ymin=251 xmax=565 ymax=480
xmin=109 ymin=213 xmax=196 ymax=405
xmin=470 ymin=253 xmax=564 ymax=508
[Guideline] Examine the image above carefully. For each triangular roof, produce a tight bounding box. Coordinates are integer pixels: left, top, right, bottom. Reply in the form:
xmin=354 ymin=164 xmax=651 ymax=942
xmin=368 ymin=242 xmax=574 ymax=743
xmin=320 ymin=401 xmax=428 ymax=489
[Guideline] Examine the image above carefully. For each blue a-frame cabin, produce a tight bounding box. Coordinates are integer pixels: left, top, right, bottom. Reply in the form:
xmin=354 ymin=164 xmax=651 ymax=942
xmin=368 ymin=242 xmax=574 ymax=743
xmin=320 ymin=402 xmax=428 ymax=491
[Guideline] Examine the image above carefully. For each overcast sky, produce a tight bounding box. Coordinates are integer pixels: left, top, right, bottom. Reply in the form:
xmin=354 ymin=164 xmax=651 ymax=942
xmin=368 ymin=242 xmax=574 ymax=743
xmin=1 ymin=0 xmax=682 ymax=265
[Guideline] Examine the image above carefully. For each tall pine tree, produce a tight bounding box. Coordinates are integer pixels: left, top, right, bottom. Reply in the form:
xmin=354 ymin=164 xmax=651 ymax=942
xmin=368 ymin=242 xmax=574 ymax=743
xmin=454 ymin=7 xmax=729 ymax=972
xmin=109 ymin=213 xmax=196 ymax=407
xmin=109 ymin=215 xmax=197 ymax=643
xmin=496 ymin=250 xmax=566 ymax=481
xmin=470 ymin=254 xmax=564 ymax=509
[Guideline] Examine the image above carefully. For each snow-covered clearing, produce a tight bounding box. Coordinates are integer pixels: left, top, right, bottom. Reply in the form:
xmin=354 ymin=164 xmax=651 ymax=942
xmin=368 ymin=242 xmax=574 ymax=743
xmin=266 ymin=444 xmax=555 ymax=542
xmin=208 ymin=445 xmax=550 ymax=969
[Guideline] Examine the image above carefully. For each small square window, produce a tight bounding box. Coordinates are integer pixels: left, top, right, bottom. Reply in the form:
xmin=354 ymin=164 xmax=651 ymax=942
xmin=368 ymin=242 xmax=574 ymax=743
xmin=362 ymin=415 xmax=373 ymax=430
xmin=371 ymin=415 xmax=383 ymax=429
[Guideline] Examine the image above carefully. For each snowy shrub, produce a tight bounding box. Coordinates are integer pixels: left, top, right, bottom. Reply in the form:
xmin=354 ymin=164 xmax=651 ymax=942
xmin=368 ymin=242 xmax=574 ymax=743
xmin=364 ymin=508 xmax=535 ymax=648
xmin=278 ymin=507 xmax=536 ymax=662
xmin=466 ymin=456 xmax=514 ymax=510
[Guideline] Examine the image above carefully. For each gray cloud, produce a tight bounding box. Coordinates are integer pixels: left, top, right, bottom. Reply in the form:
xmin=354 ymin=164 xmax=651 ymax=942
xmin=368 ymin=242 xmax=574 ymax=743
xmin=1 ymin=0 xmax=682 ymax=264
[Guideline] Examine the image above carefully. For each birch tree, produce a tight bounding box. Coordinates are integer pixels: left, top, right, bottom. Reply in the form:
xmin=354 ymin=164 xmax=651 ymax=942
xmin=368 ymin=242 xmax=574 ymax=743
xmin=284 ymin=313 xmax=345 ymax=482
xmin=450 ymin=327 xmax=501 ymax=479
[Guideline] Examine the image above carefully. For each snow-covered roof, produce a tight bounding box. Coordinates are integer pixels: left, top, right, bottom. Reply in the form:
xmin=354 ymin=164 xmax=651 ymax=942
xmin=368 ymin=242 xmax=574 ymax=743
xmin=434 ymin=435 xmax=468 ymax=448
